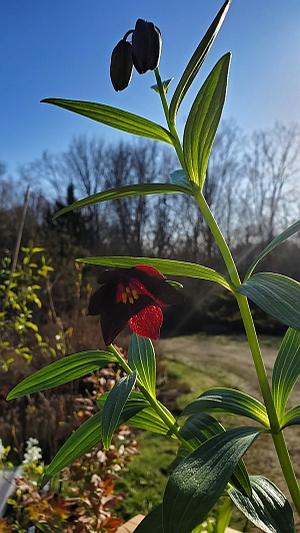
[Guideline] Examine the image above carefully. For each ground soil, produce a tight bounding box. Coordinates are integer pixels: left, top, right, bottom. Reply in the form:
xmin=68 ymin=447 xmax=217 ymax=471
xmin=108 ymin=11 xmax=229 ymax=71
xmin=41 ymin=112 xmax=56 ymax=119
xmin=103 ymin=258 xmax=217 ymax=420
xmin=159 ymin=334 xmax=300 ymax=532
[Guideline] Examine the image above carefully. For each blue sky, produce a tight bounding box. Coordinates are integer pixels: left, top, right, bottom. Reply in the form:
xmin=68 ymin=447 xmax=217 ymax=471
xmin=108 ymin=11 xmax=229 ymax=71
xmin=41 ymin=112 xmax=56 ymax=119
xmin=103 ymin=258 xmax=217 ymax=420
xmin=1 ymin=0 xmax=300 ymax=173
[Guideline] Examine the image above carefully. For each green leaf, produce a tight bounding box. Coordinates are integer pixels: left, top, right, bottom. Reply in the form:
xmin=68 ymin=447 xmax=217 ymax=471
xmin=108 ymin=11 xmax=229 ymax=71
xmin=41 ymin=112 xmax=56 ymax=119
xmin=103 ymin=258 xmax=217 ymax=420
xmin=245 ymin=218 xmax=300 ymax=279
xmin=7 ymin=351 xmax=117 ymax=400
xmin=282 ymin=405 xmax=300 ymax=428
xmin=76 ymin=256 xmax=232 ymax=291
xmin=182 ymin=387 xmax=269 ymax=428
xmin=128 ymin=334 xmax=156 ymax=398
xmin=272 ymin=328 xmax=300 ymax=421
xmin=215 ymin=497 xmax=233 ymax=533
xmin=97 ymin=390 xmax=149 ymax=413
xmin=169 ymin=0 xmax=231 ymax=122
xmin=162 ymin=427 xmax=260 ymax=533
xmin=237 ymin=272 xmax=300 ymax=331
xmin=179 ymin=414 xmax=251 ymax=497
xmin=151 ymin=78 xmax=174 ymax=94
xmin=102 ymin=371 xmax=137 ymax=449
xmin=170 ymin=169 xmax=193 ymax=191
xmin=128 ymin=403 xmax=173 ymax=435
xmin=54 ymin=183 xmax=191 ymax=219
xmin=42 ymin=411 xmax=103 ymax=485
xmin=135 ymin=505 xmax=163 ymax=533
xmin=97 ymin=391 xmax=172 ymax=435
xmin=42 ymin=98 xmax=173 ymax=144
xmin=229 ymin=476 xmax=295 ymax=533
xmin=183 ymin=53 xmax=231 ymax=189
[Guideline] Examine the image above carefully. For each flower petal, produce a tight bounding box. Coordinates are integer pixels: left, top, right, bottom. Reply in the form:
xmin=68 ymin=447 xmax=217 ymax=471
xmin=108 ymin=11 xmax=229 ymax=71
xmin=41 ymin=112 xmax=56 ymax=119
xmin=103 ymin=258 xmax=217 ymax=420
xmin=128 ymin=305 xmax=163 ymax=340
xmin=100 ymin=295 xmax=154 ymax=345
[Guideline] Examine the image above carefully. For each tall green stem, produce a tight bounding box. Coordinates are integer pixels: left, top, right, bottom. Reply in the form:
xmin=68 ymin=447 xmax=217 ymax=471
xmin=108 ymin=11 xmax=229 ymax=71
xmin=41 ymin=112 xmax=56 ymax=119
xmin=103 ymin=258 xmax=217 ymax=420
xmin=196 ymin=188 xmax=300 ymax=513
xmin=154 ymin=68 xmax=300 ymax=513
xmin=108 ymin=344 xmax=194 ymax=452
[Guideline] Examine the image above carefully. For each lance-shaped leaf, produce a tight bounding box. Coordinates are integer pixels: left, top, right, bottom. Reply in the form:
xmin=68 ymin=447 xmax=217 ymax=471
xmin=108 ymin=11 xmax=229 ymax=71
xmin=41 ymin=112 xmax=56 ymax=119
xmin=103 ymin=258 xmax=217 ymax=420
xmin=42 ymin=98 xmax=173 ymax=144
xmin=282 ymin=405 xmax=300 ymax=428
xmin=272 ymin=328 xmax=300 ymax=422
xmin=183 ymin=53 xmax=231 ymax=188
xmin=179 ymin=413 xmax=251 ymax=497
xmin=135 ymin=505 xmax=163 ymax=533
xmin=42 ymin=411 xmax=103 ymax=486
xmin=238 ymin=272 xmax=300 ymax=331
xmin=128 ymin=334 xmax=156 ymax=398
xmin=128 ymin=404 xmax=174 ymax=435
xmin=229 ymin=476 xmax=295 ymax=533
xmin=245 ymin=218 xmax=300 ymax=280
xmin=163 ymin=427 xmax=260 ymax=533
xmin=76 ymin=256 xmax=232 ymax=291
xmin=7 ymin=351 xmax=117 ymax=400
xmin=215 ymin=498 xmax=233 ymax=533
xmin=43 ymin=391 xmax=146 ymax=485
xmin=102 ymin=371 xmax=137 ymax=449
xmin=169 ymin=0 xmax=231 ymax=122
xmin=98 ymin=391 xmax=172 ymax=435
xmin=182 ymin=387 xmax=269 ymax=428
xmin=54 ymin=183 xmax=191 ymax=219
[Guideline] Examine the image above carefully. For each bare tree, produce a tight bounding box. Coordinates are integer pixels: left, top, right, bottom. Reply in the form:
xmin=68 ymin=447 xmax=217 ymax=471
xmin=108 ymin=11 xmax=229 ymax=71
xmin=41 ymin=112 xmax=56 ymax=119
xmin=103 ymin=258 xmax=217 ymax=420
xmin=239 ymin=123 xmax=300 ymax=244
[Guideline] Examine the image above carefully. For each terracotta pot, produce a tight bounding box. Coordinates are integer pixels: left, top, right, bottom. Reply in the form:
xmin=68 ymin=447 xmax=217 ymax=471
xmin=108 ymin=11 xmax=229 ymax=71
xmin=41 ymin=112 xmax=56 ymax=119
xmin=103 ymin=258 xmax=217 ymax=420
xmin=117 ymin=515 xmax=239 ymax=532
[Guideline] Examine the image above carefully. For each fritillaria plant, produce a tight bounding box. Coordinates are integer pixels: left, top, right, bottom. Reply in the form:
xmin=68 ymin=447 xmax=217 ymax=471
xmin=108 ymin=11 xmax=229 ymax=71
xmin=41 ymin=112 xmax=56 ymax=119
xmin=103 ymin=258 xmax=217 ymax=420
xmin=8 ymin=1 xmax=300 ymax=531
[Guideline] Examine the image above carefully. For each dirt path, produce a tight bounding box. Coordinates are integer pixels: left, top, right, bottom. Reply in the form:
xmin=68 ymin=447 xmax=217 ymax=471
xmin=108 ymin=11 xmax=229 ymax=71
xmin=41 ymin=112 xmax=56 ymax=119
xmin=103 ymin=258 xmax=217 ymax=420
xmin=159 ymin=334 xmax=300 ymax=531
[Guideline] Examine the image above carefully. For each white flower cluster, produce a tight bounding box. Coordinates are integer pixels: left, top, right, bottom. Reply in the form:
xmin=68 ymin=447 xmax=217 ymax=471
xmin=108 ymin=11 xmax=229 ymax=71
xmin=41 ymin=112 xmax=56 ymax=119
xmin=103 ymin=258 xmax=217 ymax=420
xmin=0 ymin=438 xmax=5 ymax=461
xmin=22 ymin=437 xmax=43 ymax=465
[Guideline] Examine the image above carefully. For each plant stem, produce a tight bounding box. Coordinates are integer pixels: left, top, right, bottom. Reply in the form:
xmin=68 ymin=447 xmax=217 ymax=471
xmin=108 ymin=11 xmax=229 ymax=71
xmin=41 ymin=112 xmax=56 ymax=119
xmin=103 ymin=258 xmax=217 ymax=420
xmin=196 ymin=194 xmax=300 ymax=513
xmin=155 ymin=68 xmax=300 ymax=512
xmin=108 ymin=344 xmax=194 ymax=452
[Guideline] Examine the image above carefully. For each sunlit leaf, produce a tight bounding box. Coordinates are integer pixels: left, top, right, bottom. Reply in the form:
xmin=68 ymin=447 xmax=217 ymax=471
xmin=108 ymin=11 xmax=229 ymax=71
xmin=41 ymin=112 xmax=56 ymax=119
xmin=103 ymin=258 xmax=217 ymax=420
xmin=42 ymin=411 xmax=103 ymax=485
xmin=128 ymin=405 xmax=173 ymax=435
xmin=179 ymin=413 xmax=251 ymax=497
xmin=183 ymin=53 xmax=231 ymax=188
xmin=42 ymin=98 xmax=173 ymax=144
xmin=54 ymin=183 xmax=191 ymax=219
xmin=76 ymin=256 xmax=232 ymax=291
xmin=229 ymin=476 xmax=295 ymax=533
xmin=245 ymin=218 xmax=300 ymax=279
xmin=238 ymin=272 xmax=300 ymax=331
xmin=102 ymin=371 xmax=137 ymax=449
xmin=282 ymin=404 xmax=300 ymax=428
xmin=163 ymin=427 xmax=260 ymax=533
xmin=97 ymin=391 xmax=172 ymax=435
xmin=7 ymin=351 xmax=117 ymax=400
xmin=272 ymin=328 xmax=300 ymax=422
xmin=182 ymin=387 xmax=269 ymax=427
xmin=128 ymin=334 xmax=156 ymax=398
xmin=215 ymin=497 xmax=233 ymax=533
xmin=169 ymin=0 xmax=231 ymax=122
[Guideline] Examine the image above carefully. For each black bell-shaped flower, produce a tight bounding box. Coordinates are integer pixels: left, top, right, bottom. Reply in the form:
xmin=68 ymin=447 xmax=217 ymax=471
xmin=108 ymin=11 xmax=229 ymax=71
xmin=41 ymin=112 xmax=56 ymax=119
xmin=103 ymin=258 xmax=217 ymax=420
xmin=110 ymin=39 xmax=133 ymax=91
xmin=132 ymin=19 xmax=162 ymax=74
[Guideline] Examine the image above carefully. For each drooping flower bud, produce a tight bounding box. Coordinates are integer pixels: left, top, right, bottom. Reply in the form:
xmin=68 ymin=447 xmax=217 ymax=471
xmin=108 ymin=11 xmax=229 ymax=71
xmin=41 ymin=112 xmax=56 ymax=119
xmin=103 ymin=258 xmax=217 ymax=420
xmin=110 ymin=39 xmax=133 ymax=91
xmin=132 ymin=19 xmax=162 ymax=74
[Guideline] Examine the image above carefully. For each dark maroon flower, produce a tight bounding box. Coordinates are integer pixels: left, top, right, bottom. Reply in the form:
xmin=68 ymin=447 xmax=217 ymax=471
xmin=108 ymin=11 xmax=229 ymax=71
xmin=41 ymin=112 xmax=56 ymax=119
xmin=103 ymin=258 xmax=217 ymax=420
xmin=110 ymin=39 xmax=133 ymax=91
xmin=132 ymin=19 xmax=162 ymax=74
xmin=88 ymin=265 xmax=181 ymax=345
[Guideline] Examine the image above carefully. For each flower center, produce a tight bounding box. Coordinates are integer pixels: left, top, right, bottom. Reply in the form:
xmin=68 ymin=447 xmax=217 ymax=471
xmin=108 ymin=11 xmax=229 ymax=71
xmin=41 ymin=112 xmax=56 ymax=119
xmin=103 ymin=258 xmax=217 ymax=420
xmin=116 ymin=283 xmax=139 ymax=304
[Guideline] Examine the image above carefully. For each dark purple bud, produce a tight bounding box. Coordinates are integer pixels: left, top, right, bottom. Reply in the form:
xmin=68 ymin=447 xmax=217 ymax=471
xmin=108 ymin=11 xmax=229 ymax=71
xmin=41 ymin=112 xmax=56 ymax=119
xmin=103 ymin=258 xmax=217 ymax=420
xmin=110 ymin=39 xmax=133 ymax=91
xmin=132 ymin=19 xmax=162 ymax=74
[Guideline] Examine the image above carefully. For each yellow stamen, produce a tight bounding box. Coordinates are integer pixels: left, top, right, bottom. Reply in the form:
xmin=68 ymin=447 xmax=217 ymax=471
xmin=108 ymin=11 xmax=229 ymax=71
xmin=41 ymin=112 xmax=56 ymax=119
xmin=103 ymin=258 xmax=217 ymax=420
xmin=132 ymin=289 xmax=138 ymax=300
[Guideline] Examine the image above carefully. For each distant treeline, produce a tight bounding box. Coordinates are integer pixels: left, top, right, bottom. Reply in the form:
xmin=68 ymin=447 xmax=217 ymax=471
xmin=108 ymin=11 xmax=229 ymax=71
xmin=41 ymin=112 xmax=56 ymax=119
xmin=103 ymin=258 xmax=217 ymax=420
xmin=1 ymin=120 xmax=300 ymax=334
